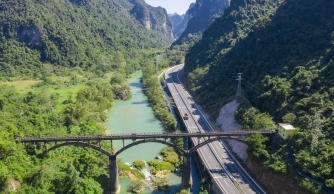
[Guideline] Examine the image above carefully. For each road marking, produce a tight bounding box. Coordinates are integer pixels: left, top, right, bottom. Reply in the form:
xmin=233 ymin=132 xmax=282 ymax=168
xmin=224 ymin=180 xmax=230 ymax=187
xmin=209 ymin=156 xmax=213 ymax=161
xmin=166 ymin=65 xmax=241 ymax=194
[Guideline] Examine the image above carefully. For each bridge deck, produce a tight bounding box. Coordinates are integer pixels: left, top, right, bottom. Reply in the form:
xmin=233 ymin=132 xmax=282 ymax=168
xmin=15 ymin=131 xmax=276 ymax=143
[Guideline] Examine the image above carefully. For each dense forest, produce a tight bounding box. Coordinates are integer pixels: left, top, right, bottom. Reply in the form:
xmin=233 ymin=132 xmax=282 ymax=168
xmin=184 ymin=0 xmax=334 ymax=193
xmin=0 ymin=0 xmax=178 ymax=192
xmin=0 ymin=0 xmax=173 ymax=79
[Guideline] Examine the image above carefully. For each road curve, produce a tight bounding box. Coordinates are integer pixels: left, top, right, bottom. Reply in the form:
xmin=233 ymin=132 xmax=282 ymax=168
xmin=165 ymin=65 xmax=266 ymax=194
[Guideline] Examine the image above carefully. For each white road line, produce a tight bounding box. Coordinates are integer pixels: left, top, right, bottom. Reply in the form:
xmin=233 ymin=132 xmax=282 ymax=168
xmin=224 ymin=180 xmax=230 ymax=187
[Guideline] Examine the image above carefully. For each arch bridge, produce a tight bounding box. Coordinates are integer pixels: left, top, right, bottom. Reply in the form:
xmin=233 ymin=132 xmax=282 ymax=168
xmin=15 ymin=130 xmax=276 ymax=193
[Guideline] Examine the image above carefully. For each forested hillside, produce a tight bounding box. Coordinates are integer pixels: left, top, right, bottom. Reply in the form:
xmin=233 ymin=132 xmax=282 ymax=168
xmin=0 ymin=0 xmax=178 ymax=192
xmin=0 ymin=0 xmax=173 ymax=79
xmin=172 ymin=0 xmax=230 ymax=49
xmin=184 ymin=0 xmax=334 ymax=192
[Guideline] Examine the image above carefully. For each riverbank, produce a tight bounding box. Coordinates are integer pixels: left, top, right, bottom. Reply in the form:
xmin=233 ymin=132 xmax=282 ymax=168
xmin=104 ymin=71 xmax=182 ymax=193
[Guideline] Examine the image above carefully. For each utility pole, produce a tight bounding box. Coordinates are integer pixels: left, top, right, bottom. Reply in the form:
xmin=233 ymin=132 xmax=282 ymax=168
xmin=311 ymin=111 xmax=322 ymax=151
xmin=236 ymin=73 xmax=242 ymax=97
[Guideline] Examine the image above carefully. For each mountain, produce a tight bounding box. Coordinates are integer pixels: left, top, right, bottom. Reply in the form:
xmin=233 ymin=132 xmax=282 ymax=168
xmin=169 ymin=13 xmax=184 ymax=39
xmin=172 ymin=0 xmax=230 ymax=47
xmin=130 ymin=0 xmax=173 ymax=37
xmin=0 ymin=0 xmax=173 ymax=78
xmin=169 ymin=13 xmax=184 ymax=28
xmin=169 ymin=3 xmax=195 ymax=40
xmin=184 ymin=0 xmax=334 ymax=192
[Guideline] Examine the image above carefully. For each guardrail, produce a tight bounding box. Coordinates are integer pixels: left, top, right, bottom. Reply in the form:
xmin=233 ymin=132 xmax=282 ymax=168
xmin=15 ymin=130 xmax=276 ymax=143
xmin=168 ymin=66 xmax=246 ymax=193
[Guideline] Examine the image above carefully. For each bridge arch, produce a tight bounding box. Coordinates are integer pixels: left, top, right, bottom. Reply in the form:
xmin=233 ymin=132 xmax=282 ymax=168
xmin=115 ymin=139 xmax=186 ymax=156
xmin=41 ymin=142 xmax=112 ymax=158
xmin=188 ymin=136 xmax=246 ymax=154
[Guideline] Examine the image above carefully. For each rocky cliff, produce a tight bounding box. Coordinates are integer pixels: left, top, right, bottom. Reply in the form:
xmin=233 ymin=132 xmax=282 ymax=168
xmin=172 ymin=0 xmax=230 ymax=47
xmin=169 ymin=3 xmax=195 ymax=40
xmin=131 ymin=0 xmax=173 ymax=38
xmin=216 ymin=100 xmax=248 ymax=161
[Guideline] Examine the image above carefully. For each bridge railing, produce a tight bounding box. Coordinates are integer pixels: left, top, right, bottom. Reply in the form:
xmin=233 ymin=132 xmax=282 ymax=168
xmin=15 ymin=130 xmax=277 ymax=143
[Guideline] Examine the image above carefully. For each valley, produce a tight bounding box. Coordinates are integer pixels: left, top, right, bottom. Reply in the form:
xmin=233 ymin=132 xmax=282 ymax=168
xmin=1 ymin=0 xmax=334 ymax=193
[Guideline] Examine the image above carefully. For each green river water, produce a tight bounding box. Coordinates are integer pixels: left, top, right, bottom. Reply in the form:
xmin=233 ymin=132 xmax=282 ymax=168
xmin=104 ymin=71 xmax=182 ymax=193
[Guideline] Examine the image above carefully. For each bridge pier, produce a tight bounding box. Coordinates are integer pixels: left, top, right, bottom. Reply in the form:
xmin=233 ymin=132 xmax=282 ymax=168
xmin=109 ymin=155 xmax=120 ymax=194
xmin=182 ymin=153 xmax=192 ymax=188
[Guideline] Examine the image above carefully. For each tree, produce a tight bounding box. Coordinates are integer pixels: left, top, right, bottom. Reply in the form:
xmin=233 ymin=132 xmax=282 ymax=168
xmin=245 ymin=134 xmax=270 ymax=161
xmin=129 ymin=180 xmax=144 ymax=193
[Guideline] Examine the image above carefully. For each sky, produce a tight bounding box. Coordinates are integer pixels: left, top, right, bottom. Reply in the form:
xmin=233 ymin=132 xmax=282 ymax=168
xmin=144 ymin=0 xmax=196 ymax=15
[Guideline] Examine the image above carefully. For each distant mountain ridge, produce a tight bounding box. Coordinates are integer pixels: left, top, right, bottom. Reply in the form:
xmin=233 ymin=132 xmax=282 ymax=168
xmin=172 ymin=0 xmax=230 ymax=47
xmin=169 ymin=3 xmax=195 ymax=40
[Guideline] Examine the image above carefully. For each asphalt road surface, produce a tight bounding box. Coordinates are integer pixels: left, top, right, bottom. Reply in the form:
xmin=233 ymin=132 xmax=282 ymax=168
xmin=165 ymin=65 xmax=266 ymax=194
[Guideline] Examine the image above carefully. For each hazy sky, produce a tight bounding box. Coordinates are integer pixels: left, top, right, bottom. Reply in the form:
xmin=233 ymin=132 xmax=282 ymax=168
xmin=144 ymin=0 xmax=196 ymax=15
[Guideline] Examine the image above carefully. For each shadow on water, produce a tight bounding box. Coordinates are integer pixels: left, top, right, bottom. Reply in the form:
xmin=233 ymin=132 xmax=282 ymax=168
xmin=131 ymin=101 xmax=150 ymax=106
xmin=129 ymin=82 xmax=142 ymax=88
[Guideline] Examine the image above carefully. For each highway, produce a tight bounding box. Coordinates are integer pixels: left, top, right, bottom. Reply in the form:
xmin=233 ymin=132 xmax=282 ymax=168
xmin=165 ymin=65 xmax=266 ymax=194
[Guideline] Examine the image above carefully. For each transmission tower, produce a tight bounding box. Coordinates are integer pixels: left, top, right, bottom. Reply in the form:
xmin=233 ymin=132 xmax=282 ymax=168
xmin=311 ymin=111 xmax=322 ymax=151
xmin=236 ymin=73 xmax=242 ymax=97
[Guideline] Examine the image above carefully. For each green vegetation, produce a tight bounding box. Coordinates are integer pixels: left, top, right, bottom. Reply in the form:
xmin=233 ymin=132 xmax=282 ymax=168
xmin=175 ymin=189 xmax=190 ymax=194
xmin=184 ymin=0 xmax=334 ymax=192
xmin=0 ymin=0 xmax=177 ymax=191
xmin=118 ymin=160 xmax=145 ymax=181
xmin=141 ymin=52 xmax=179 ymax=132
xmin=161 ymin=147 xmax=181 ymax=168
xmin=0 ymin=70 xmax=131 ymax=192
xmin=0 ymin=0 xmax=173 ymax=79
xmin=147 ymin=161 xmax=175 ymax=175
xmin=235 ymin=105 xmax=277 ymax=130
xmin=172 ymin=0 xmax=229 ymax=50
xmin=132 ymin=160 xmax=145 ymax=171
xmin=129 ymin=179 xmax=144 ymax=193
xmin=130 ymin=169 xmax=145 ymax=180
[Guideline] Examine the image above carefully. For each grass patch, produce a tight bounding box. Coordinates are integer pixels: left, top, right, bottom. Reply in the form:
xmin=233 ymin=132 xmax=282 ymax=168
xmin=0 ymin=80 xmax=42 ymax=90
xmin=147 ymin=160 xmax=175 ymax=175
xmin=132 ymin=160 xmax=146 ymax=170
xmin=161 ymin=147 xmax=181 ymax=167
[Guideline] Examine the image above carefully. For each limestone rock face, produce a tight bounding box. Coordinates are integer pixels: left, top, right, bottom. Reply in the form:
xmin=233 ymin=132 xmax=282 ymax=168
xmin=169 ymin=3 xmax=195 ymax=39
xmin=173 ymin=0 xmax=230 ymax=46
xmin=131 ymin=0 xmax=173 ymax=38
xmin=216 ymin=99 xmax=248 ymax=161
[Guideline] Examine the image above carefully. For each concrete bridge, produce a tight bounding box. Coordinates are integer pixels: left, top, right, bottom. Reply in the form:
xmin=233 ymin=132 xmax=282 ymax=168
xmin=15 ymin=131 xmax=276 ymax=193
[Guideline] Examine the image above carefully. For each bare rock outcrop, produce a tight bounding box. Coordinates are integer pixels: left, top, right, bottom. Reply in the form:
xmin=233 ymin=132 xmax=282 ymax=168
xmin=216 ymin=99 xmax=248 ymax=161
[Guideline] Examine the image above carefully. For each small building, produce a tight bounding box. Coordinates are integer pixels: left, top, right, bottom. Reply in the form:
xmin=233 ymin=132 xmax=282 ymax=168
xmin=278 ymin=123 xmax=296 ymax=139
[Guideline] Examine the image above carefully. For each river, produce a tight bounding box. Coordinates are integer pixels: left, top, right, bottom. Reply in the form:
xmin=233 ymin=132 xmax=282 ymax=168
xmin=105 ymin=71 xmax=192 ymax=193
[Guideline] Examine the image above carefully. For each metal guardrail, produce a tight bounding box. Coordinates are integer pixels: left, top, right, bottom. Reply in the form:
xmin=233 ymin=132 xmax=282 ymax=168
xmin=15 ymin=131 xmax=276 ymax=143
xmin=169 ymin=65 xmax=268 ymax=194
xmin=168 ymin=66 xmax=246 ymax=193
xmin=172 ymin=67 xmax=265 ymax=194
